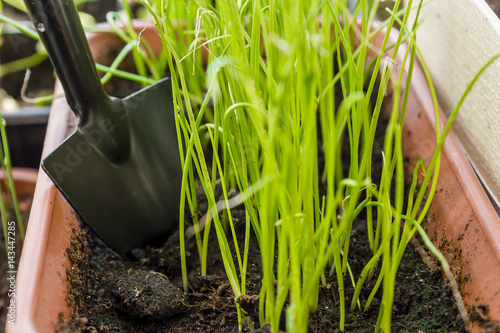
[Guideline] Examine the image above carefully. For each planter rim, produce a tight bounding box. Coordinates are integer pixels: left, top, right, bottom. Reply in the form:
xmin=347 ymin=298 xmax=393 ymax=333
xmin=0 ymin=167 xmax=38 ymax=184
xmin=2 ymin=106 xmax=51 ymax=126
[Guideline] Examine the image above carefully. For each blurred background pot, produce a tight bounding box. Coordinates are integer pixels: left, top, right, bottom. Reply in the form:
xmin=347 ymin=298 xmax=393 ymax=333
xmin=0 ymin=167 xmax=37 ymax=330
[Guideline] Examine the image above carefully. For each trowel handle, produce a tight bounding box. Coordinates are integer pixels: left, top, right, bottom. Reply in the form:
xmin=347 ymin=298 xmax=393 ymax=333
xmin=24 ymin=0 xmax=109 ymax=124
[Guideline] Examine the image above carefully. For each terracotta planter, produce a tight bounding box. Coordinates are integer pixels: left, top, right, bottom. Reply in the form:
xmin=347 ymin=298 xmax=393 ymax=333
xmin=0 ymin=167 xmax=37 ymax=330
xmin=9 ymin=21 xmax=500 ymax=333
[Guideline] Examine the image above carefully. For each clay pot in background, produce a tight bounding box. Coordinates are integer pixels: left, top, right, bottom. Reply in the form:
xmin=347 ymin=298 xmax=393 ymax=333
xmin=0 ymin=167 xmax=37 ymax=330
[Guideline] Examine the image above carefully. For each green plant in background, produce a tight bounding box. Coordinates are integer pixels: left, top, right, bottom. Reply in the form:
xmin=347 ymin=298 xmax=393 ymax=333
xmin=0 ymin=0 xmax=102 ymax=106
xmin=0 ymin=28 xmax=47 ymax=81
xmin=0 ymin=1 xmax=162 ymax=107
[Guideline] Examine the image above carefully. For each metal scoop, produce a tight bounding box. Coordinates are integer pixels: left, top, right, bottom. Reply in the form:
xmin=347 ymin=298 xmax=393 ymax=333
xmin=24 ymin=0 xmax=182 ymax=255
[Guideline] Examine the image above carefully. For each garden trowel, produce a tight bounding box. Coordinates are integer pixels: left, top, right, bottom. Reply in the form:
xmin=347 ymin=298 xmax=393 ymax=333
xmin=24 ymin=0 xmax=182 ymax=255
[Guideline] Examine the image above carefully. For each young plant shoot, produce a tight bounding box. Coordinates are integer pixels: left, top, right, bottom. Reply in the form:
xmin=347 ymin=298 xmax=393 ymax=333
xmin=127 ymin=0 xmax=472 ymax=332
xmin=8 ymin=0 xmax=494 ymax=331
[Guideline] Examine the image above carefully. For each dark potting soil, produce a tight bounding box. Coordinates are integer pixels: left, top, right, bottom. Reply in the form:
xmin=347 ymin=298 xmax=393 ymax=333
xmin=56 ymin=202 xmax=467 ymax=333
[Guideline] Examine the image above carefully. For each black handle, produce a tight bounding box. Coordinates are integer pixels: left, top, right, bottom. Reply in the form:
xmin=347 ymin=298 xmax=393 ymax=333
xmin=24 ymin=0 xmax=131 ymax=162
xmin=23 ymin=0 xmax=109 ymax=124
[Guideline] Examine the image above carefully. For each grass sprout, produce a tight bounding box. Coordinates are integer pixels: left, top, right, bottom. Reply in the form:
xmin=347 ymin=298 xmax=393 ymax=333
xmin=126 ymin=0 xmax=498 ymax=332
